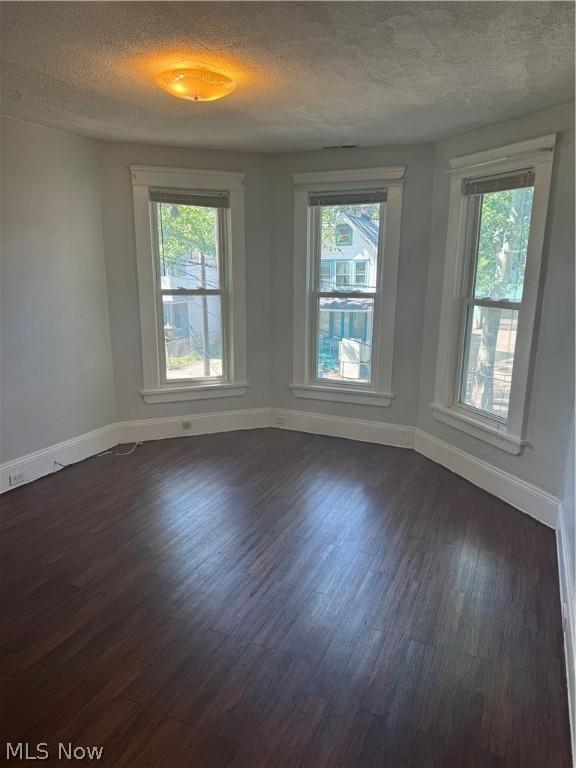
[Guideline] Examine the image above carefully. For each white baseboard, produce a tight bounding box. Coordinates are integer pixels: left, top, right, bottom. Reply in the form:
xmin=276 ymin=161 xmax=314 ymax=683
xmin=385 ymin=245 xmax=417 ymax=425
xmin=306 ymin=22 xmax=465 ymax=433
xmin=557 ymin=510 xmax=576 ymax=763
xmin=413 ymin=429 xmax=560 ymax=528
xmin=118 ymin=407 xmax=272 ymax=443
xmin=1 ymin=411 xmax=559 ymax=532
xmin=0 ymin=408 xmax=414 ymax=494
xmin=0 ymin=424 xmax=119 ymax=494
xmin=271 ymin=407 xmax=415 ymax=448
xmin=267 ymin=414 xmax=558 ymax=527
xmin=0 ymin=410 xmax=271 ymax=494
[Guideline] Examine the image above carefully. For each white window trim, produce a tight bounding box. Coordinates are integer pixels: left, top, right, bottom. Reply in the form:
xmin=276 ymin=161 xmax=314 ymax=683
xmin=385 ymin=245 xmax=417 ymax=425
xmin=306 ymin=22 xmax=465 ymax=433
xmin=291 ymin=166 xmax=405 ymax=407
xmin=431 ymin=135 xmax=556 ymax=454
xmin=130 ymin=166 xmax=249 ymax=404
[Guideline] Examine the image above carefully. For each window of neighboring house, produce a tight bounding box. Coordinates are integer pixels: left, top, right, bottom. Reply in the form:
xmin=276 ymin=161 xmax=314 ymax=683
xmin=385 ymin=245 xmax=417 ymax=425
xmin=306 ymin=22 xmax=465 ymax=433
xmin=130 ymin=166 xmax=248 ymax=403
xmin=335 ymin=261 xmax=353 ymax=288
xmin=291 ymin=166 xmax=405 ymax=406
xmin=172 ymin=302 xmax=190 ymax=337
xmin=164 ymin=301 xmax=190 ymax=339
xmin=432 ymin=135 xmax=556 ymax=453
xmin=355 ymin=261 xmax=368 ymax=286
xmin=349 ymin=311 xmax=368 ymax=340
xmin=320 ymin=260 xmax=333 ymax=290
xmin=335 ymin=222 xmax=353 ymax=246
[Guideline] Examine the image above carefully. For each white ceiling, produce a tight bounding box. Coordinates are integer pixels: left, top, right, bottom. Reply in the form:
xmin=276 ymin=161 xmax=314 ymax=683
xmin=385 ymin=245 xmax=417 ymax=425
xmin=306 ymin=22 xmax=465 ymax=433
xmin=1 ymin=1 xmax=573 ymax=152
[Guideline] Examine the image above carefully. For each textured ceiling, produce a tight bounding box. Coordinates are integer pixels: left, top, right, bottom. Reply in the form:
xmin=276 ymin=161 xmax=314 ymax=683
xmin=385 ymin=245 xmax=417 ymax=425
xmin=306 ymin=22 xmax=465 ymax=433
xmin=1 ymin=1 xmax=573 ymax=152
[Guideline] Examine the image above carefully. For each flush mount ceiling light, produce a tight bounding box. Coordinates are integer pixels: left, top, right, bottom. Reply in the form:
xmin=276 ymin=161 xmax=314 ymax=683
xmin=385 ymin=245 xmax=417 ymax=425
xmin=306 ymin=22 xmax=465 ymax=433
xmin=155 ymin=67 xmax=237 ymax=102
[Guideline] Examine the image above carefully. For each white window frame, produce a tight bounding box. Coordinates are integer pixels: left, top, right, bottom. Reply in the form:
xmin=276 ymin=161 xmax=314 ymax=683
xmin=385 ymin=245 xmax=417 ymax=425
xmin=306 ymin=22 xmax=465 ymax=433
xmin=431 ymin=135 xmax=556 ymax=454
xmin=291 ymin=166 xmax=405 ymax=407
xmin=130 ymin=166 xmax=248 ymax=404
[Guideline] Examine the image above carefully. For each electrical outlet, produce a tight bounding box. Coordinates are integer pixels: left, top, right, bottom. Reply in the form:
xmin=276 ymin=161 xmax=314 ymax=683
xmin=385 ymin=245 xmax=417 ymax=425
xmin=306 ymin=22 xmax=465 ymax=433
xmin=181 ymin=421 xmax=192 ymax=431
xmin=9 ymin=473 xmax=25 ymax=487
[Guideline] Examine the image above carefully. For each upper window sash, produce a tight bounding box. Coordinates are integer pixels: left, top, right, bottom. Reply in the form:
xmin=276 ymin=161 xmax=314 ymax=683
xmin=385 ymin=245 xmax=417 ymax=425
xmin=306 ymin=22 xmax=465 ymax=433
xmin=431 ymin=135 xmax=556 ymax=453
xmin=152 ymin=197 xmax=226 ymax=296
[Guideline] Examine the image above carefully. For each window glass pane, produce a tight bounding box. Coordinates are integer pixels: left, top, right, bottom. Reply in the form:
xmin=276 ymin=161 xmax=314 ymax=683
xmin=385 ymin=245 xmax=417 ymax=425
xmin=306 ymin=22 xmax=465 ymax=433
xmin=163 ymin=295 xmax=223 ymax=380
xmin=473 ymin=186 xmax=533 ymax=301
xmin=316 ymin=297 xmax=373 ymax=383
xmin=459 ymin=305 xmax=518 ymax=420
xmin=319 ymin=203 xmax=380 ymax=293
xmin=156 ymin=203 xmax=220 ymax=290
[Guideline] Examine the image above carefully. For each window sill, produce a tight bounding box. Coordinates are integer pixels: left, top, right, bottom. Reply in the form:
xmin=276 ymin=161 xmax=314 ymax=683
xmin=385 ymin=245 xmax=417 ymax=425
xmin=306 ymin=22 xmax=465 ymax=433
xmin=141 ymin=382 xmax=249 ymax=404
xmin=430 ymin=403 xmax=524 ymax=455
xmin=291 ymin=384 xmax=394 ymax=407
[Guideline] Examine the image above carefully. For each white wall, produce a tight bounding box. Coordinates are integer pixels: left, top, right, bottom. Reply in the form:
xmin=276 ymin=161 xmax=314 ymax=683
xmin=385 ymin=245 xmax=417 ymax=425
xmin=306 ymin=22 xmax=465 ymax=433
xmin=271 ymin=144 xmax=435 ymax=425
xmin=97 ymin=142 xmax=274 ymax=421
xmin=417 ymin=102 xmax=575 ymax=497
xmin=0 ymin=117 xmax=116 ymax=463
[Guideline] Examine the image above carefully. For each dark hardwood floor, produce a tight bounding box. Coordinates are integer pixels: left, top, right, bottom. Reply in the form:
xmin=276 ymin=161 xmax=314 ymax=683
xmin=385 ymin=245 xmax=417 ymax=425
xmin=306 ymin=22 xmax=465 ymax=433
xmin=0 ymin=429 xmax=571 ymax=767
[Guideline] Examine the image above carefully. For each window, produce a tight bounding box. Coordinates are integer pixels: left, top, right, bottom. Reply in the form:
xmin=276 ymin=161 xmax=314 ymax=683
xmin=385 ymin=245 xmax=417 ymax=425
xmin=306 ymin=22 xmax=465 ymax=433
xmin=166 ymin=302 xmax=189 ymax=337
xmin=335 ymin=222 xmax=353 ymax=246
xmin=291 ymin=166 xmax=405 ymax=406
xmin=458 ymin=175 xmax=533 ymax=420
xmin=432 ymin=135 xmax=556 ymax=453
xmin=320 ymin=260 xmax=333 ymax=290
xmin=349 ymin=311 xmax=368 ymax=339
xmin=130 ymin=166 xmax=248 ymax=403
xmin=335 ymin=260 xmax=353 ymax=288
xmin=355 ymin=261 xmax=368 ymax=286
xmin=154 ymin=194 xmax=225 ymax=382
xmin=316 ymin=201 xmax=379 ymax=385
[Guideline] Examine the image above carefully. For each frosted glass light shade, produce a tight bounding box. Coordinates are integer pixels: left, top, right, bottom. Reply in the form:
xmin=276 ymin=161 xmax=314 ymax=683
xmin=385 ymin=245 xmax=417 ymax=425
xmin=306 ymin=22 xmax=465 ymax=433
xmin=155 ymin=68 xmax=236 ymax=102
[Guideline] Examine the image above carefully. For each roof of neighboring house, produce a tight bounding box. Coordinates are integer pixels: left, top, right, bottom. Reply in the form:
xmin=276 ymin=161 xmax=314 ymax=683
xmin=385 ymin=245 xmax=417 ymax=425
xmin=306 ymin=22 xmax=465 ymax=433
xmin=320 ymin=297 xmax=372 ymax=311
xmin=343 ymin=213 xmax=379 ymax=247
